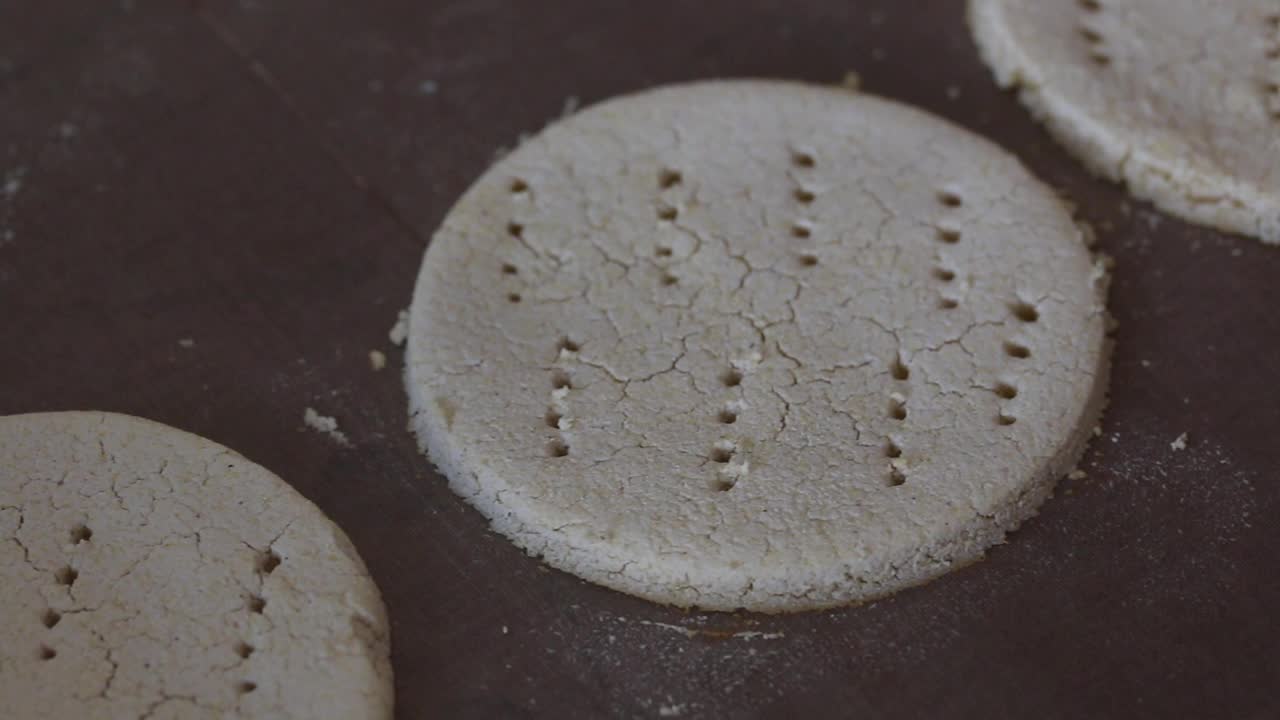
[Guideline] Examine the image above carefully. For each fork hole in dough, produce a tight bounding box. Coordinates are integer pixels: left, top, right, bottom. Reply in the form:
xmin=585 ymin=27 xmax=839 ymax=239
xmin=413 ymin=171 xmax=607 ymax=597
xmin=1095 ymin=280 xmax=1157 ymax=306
xmin=257 ymin=550 xmax=281 ymax=575
xmin=69 ymin=523 xmax=92 ymax=544
xmin=1004 ymin=341 xmax=1031 ymax=359
xmin=1011 ymin=301 xmax=1040 ymax=322
xmin=889 ymin=401 xmax=907 ymax=421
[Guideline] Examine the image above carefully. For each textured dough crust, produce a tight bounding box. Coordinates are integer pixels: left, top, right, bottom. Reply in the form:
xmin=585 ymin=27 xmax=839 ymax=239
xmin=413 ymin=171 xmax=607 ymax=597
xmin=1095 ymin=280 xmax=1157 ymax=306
xmin=0 ymin=412 xmax=392 ymax=719
xmin=969 ymin=0 xmax=1280 ymax=243
xmin=407 ymin=80 xmax=1111 ymax=612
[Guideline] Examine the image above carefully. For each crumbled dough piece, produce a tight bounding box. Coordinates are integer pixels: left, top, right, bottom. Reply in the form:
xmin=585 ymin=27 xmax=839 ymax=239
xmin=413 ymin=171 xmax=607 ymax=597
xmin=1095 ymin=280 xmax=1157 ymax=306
xmin=969 ymin=0 xmax=1280 ymax=243
xmin=0 ymin=412 xmax=392 ymax=719
xmin=303 ymin=407 xmax=351 ymax=447
xmin=1171 ymin=432 xmax=1188 ymax=451
xmin=388 ymin=309 xmax=409 ymax=346
xmin=406 ymin=80 xmax=1111 ymax=612
xmin=369 ymin=349 xmax=387 ymax=372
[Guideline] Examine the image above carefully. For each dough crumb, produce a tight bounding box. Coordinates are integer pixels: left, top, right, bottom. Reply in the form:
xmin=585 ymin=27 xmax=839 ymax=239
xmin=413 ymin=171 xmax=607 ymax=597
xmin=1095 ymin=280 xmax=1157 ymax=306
xmin=303 ymin=407 xmax=351 ymax=447
xmin=368 ymin=349 xmax=387 ymax=371
xmin=1171 ymin=432 xmax=1188 ymax=452
xmin=840 ymin=70 xmax=862 ymax=91
xmin=659 ymin=703 xmax=687 ymax=717
xmin=501 ymin=625 xmax=509 ymax=635
xmin=1067 ymin=469 xmax=1087 ymax=480
xmin=177 ymin=338 xmax=195 ymax=349
xmin=388 ymin=309 xmax=409 ymax=346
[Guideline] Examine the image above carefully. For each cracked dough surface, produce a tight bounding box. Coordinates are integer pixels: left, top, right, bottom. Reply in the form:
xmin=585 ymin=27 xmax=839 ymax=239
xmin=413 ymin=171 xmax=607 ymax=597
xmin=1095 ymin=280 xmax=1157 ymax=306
xmin=0 ymin=412 xmax=392 ymax=719
xmin=407 ymin=80 xmax=1111 ymax=612
xmin=969 ymin=0 xmax=1280 ymax=243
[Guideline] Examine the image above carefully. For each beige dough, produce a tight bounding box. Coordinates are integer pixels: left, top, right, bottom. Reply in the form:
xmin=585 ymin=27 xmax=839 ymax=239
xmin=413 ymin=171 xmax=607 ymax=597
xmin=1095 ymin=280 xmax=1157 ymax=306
xmin=970 ymin=0 xmax=1280 ymax=243
xmin=0 ymin=412 xmax=392 ymax=719
xmin=406 ymin=80 xmax=1111 ymax=612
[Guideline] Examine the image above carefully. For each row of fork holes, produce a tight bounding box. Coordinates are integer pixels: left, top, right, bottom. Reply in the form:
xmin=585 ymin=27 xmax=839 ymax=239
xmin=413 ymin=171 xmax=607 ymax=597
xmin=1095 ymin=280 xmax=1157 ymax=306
xmin=234 ymin=548 xmax=280 ymax=695
xmin=1078 ymin=0 xmax=1111 ymax=65
xmin=712 ymin=366 xmax=747 ymax=491
xmin=791 ymin=150 xmax=822 ymax=269
xmin=37 ymin=524 xmax=92 ymax=660
xmin=545 ymin=338 xmax=577 ymax=457
xmin=935 ymin=190 xmax=964 ymax=309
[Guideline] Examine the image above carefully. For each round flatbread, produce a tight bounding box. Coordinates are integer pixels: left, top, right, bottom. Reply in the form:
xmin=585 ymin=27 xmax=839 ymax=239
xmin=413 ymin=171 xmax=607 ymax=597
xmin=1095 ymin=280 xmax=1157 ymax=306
xmin=0 ymin=412 xmax=392 ymax=719
xmin=407 ymin=80 xmax=1111 ymax=612
xmin=969 ymin=0 xmax=1280 ymax=243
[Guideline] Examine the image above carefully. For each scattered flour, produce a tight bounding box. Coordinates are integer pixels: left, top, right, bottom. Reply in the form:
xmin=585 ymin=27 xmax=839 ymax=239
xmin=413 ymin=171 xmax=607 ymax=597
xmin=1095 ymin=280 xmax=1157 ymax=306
xmin=632 ymin=619 xmax=784 ymax=641
xmin=658 ymin=702 xmax=688 ymax=717
xmin=1170 ymin=432 xmax=1188 ymax=452
xmin=419 ymin=79 xmax=438 ymax=96
xmin=303 ymin=407 xmax=350 ymax=447
xmin=1 ymin=166 xmax=25 ymax=246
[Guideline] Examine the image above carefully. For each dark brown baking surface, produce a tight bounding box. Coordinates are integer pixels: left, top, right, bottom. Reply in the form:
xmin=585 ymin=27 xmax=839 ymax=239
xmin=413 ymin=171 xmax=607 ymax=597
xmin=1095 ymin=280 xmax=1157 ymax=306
xmin=2 ymin=1 xmax=1278 ymax=717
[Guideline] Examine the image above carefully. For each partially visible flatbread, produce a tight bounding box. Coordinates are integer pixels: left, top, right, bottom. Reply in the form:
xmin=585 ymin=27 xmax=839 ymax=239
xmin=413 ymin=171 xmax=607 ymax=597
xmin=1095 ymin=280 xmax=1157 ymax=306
xmin=0 ymin=412 xmax=392 ymax=719
xmin=970 ymin=0 xmax=1280 ymax=243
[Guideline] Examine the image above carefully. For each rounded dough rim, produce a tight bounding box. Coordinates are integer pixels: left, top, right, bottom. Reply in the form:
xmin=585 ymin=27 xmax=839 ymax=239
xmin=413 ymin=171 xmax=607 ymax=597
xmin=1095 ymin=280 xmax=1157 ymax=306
xmin=406 ymin=79 xmax=1112 ymax=612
